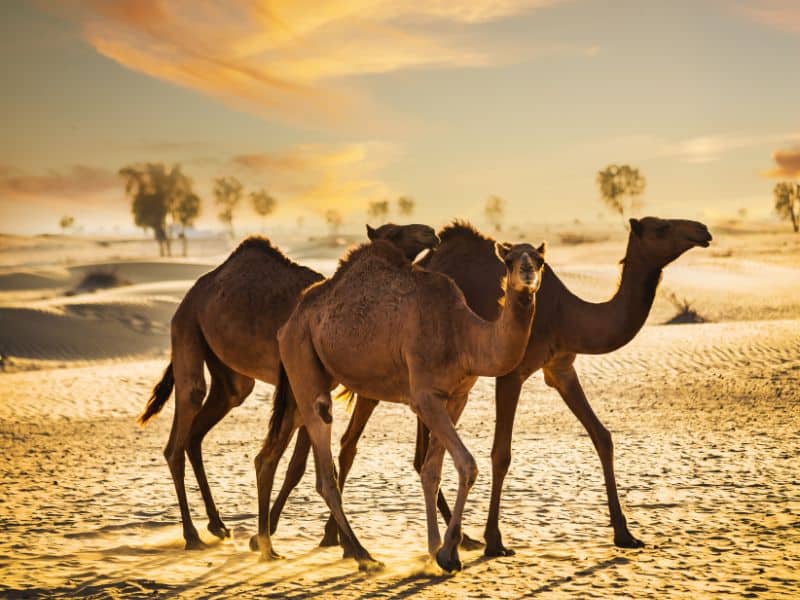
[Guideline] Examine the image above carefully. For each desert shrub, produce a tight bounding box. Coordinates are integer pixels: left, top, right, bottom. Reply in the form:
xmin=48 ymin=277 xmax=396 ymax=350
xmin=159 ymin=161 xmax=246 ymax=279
xmin=69 ymin=268 xmax=130 ymax=295
xmin=664 ymin=291 xmax=705 ymax=324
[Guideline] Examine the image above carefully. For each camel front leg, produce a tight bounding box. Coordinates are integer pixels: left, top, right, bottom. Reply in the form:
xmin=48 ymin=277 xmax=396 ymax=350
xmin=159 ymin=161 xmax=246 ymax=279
xmin=543 ymin=364 xmax=644 ymax=548
xmin=413 ymin=416 xmax=484 ymax=550
xmin=319 ymin=395 xmax=379 ymax=548
xmin=414 ymin=392 xmax=475 ymax=572
xmin=484 ymin=371 xmax=523 ymax=557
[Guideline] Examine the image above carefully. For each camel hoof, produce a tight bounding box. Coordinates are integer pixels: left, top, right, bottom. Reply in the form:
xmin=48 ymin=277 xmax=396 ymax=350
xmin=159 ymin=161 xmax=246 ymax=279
xmin=357 ymin=557 xmax=385 ymax=573
xmin=208 ymin=521 xmax=230 ymax=539
xmin=614 ymin=532 xmax=645 ymax=549
xmin=259 ymin=548 xmax=284 ymax=562
xmin=319 ymin=532 xmax=340 ymax=548
xmin=184 ymin=536 xmax=207 ymax=551
xmin=459 ymin=533 xmax=485 ymax=551
xmin=436 ymin=547 xmax=462 ymax=573
xmin=484 ymin=543 xmax=515 ymax=557
xmin=249 ymin=534 xmax=260 ymax=552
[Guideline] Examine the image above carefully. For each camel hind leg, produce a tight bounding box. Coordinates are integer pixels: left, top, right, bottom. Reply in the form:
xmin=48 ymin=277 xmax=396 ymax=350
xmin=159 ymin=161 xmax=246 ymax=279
xmin=164 ymin=327 xmax=207 ymax=549
xmin=319 ymin=394 xmax=379 ymax=548
xmin=279 ymin=334 xmax=381 ymax=571
xmin=187 ymin=353 xmax=254 ymax=540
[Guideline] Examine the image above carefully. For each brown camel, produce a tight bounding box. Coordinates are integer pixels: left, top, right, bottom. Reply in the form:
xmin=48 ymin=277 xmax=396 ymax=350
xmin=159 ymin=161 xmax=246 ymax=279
xmin=271 ymin=216 xmax=712 ymax=556
xmin=254 ymin=236 xmax=546 ymax=572
xmin=137 ymin=223 xmax=439 ymax=549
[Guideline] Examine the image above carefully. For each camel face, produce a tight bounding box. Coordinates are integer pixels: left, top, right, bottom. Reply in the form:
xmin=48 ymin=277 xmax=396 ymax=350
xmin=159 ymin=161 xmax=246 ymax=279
xmin=498 ymin=241 xmax=546 ymax=293
xmin=366 ymin=223 xmax=440 ymax=261
xmin=630 ymin=217 xmax=712 ymax=266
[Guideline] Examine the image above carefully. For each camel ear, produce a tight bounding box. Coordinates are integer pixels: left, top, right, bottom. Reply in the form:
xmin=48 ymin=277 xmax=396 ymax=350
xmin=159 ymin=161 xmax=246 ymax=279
xmin=495 ymin=242 xmax=512 ymax=260
xmin=366 ymin=224 xmax=377 ymax=240
xmin=536 ymin=241 xmax=547 ymax=257
xmin=629 ymin=218 xmax=643 ymax=237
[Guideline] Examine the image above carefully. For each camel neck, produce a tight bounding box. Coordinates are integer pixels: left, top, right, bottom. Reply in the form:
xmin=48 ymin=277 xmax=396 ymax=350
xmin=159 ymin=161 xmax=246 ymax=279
xmin=560 ymin=235 xmax=662 ymax=355
xmin=470 ymin=284 xmax=535 ymax=376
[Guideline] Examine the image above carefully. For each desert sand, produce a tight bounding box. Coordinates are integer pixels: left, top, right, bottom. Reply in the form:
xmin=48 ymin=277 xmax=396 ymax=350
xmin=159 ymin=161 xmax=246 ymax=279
xmin=0 ymin=225 xmax=798 ymax=598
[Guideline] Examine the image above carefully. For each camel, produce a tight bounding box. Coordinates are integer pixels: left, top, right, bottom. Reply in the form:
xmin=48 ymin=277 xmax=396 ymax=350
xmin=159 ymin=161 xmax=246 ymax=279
xmin=254 ymin=236 xmax=546 ymax=572
xmin=137 ymin=223 xmax=440 ymax=549
xmin=270 ymin=216 xmax=712 ymax=556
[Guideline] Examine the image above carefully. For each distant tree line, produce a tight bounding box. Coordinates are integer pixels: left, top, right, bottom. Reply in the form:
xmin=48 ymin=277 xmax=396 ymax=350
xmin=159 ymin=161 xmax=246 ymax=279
xmin=119 ymin=164 xmax=277 ymax=256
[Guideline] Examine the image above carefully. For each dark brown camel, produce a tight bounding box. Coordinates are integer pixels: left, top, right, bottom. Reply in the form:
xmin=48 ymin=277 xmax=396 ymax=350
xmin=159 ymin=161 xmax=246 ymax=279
xmin=254 ymin=234 xmax=545 ymax=571
xmin=137 ymin=223 xmax=439 ymax=549
xmin=270 ymin=216 xmax=712 ymax=556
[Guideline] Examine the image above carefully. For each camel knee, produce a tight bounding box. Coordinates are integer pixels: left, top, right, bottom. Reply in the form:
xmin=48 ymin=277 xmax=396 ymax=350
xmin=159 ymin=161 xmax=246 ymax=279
xmin=164 ymin=446 xmax=185 ymax=476
xmin=420 ymin=461 xmax=441 ymax=491
xmin=457 ymin=455 xmax=478 ymax=489
xmin=595 ymin=426 xmax=613 ymax=456
xmin=491 ymin=446 xmax=512 ymax=476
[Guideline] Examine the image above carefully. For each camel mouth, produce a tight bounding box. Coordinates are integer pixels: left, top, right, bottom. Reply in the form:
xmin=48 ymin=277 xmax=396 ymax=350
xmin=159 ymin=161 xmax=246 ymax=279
xmin=689 ymin=236 xmax=711 ymax=248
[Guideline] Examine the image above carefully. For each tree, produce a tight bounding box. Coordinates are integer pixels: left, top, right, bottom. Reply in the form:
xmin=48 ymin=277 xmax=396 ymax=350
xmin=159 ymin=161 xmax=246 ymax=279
xmin=120 ymin=163 xmax=186 ymax=257
xmin=774 ymin=181 xmax=799 ymax=233
xmin=251 ymin=189 xmax=276 ymax=232
xmin=173 ymin=192 xmax=201 ymax=256
xmin=367 ymin=199 xmax=390 ymax=221
xmin=596 ymin=164 xmax=646 ymax=224
xmin=397 ymin=196 xmax=415 ymax=217
xmin=325 ymin=209 xmax=343 ymax=237
xmin=59 ymin=215 xmax=75 ymax=234
xmin=214 ymin=176 xmax=244 ymax=238
xmin=485 ymin=194 xmax=505 ymax=232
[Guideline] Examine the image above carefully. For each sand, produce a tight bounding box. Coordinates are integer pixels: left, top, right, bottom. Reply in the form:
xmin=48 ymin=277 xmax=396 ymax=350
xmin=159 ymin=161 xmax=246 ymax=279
xmin=0 ymin=224 xmax=798 ymax=598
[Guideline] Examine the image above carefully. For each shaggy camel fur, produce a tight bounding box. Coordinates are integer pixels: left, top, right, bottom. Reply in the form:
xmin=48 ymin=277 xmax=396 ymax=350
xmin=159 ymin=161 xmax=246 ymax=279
xmin=255 ymin=236 xmax=545 ymax=572
xmin=137 ymin=224 xmax=439 ymax=549
xmin=271 ymin=216 xmax=712 ymax=556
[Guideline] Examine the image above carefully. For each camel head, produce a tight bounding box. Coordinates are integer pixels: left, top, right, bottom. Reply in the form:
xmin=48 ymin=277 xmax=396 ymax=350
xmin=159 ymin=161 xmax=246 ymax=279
xmin=497 ymin=241 xmax=547 ymax=293
xmin=629 ymin=217 xmax=712 ymax=267
xmin=366 ymin=223 xmax=440 ymax=261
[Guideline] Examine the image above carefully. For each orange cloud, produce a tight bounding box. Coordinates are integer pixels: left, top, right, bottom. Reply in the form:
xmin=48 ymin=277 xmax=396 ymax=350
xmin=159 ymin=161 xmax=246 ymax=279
xmin=736 ymin=0 xmax=800 ymax=34
xmin=764 ymin=147 xmax=800 ymax=178
xmin=0 ymin=164 xmax=118 ymax=198
xmin=228 ymin=143 xmax=396 ymax=213
xmin=55 ymin=0 xmax=570 ymax=128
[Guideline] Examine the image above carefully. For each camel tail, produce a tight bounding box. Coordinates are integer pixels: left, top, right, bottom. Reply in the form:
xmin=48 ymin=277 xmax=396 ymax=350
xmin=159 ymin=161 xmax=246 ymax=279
xmin=333 ymin=386 xmax=356 ymax=412
xmin=138 ymin=362 xmax=174 ymax=425
xmin=268 ymin=362 xmax=295 ymax=441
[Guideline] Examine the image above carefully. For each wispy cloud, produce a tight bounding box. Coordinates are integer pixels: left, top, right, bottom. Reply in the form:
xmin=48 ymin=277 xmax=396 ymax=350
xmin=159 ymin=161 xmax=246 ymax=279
xmin=55 ymin=0 xmax=574 ymax=128
xmin=229 ymin=142 xmax=397 ymax=213
xmin=763 ymin=147 xmax=800 ymax=178
xmin=734 ymin=0 xmax=800 ymax=34
xmin=660 ymin=133 xmax=793 ymax=164
xmin=0 ymin=164 xmax=118 ymax=198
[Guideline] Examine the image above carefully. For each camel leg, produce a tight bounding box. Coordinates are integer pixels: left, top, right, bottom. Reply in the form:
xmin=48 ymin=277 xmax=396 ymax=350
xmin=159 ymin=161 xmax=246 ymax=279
xmin=544 ymin=365 xmax=644 ymax=548
xmin=299 ymin=390 xmax=382 ymax=571
xmin=484 ymin=371 xmax=524 ymax=557
xmin=254 ymin=399 xmax=298 ymax=561
xmin=414 ymin=392 xmax=476 ymax=573
xmin=268 ymin=427 xmax=311 ymax=537
xmin=165 ymin=333 xmax=207 ymax=550
xmin=319 ymin=395 xmax=379 ymax=548
xmin=413 ymin=419 xmax=484 ymax=551
xmin=187 ymin=366 xmax=254 ymax=541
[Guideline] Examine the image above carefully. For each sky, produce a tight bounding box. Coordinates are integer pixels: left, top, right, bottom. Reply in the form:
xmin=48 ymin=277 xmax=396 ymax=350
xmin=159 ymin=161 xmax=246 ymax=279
xmin=1 ymin=0 xmax=799 ymax=234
